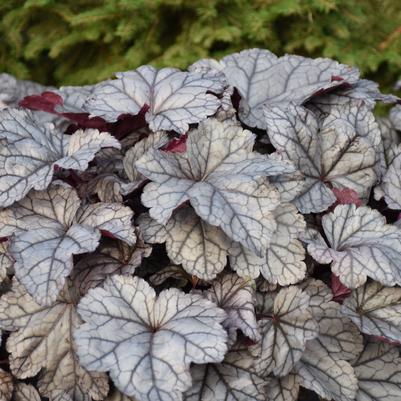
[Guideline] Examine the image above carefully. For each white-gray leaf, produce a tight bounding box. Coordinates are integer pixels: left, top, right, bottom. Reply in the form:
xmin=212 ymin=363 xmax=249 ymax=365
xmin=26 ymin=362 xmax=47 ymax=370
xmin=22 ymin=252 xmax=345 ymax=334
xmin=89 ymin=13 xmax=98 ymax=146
xmin=306 ymin=204 xmax=401 ymax=288
xmin=84 ymin=65 xmax=225 ymax=133
xmin=75 ymin=275 xmax=228 ymax=401
xmin=0 ymin=185 xmax=135 ymax=304
xmin=266 ymin=375 xmax=299 ymax=401
xmin=138 ymin=208 xmax=230 ymax=280
xmin=13 ymin=383 xmax=41 ymax=401
xmin=0 ymin=280 xmax=109 ymax=401
xmin=205 ymin=273 xmax=260 ymax=342
xmin=137 ymin=118 xmax=293 ymax=256
xmin=264 ymin=103 xmax=378 ymax=213
xmin=228 ymin=203 xmax=306 ymax=285
xmin=342 ymin=282 xmax=401 ymax=343
xmin=71 ymin=237 xmax=151 ymax=294
xmin=0 ymin=108 xmax=119 ymax=207
xmin=302 ymin=279 xmax=363 ymax=361
xmin=220 ymin=48 xmax=359 ymax=129
xmin=351 ymin=340 xmax=401 ymax=401
xmin=0 ymin=73 xmax=49 ymax=107
xmin=252 ymin=286 xmax=318 ymax=376
xmin=184 ymin=345 xmax=266 ymax=401
xmin=294 ymin=340 xmax=358 ymax=401
xmin=123 ymin=131 xmax=170 ymax=183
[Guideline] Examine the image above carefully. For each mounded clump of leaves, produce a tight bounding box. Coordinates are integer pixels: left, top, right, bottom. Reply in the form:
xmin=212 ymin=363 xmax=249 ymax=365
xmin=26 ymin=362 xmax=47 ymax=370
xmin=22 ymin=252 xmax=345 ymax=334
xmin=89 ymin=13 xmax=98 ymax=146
xmin=0 ymin=48 xmax=401 ymax=401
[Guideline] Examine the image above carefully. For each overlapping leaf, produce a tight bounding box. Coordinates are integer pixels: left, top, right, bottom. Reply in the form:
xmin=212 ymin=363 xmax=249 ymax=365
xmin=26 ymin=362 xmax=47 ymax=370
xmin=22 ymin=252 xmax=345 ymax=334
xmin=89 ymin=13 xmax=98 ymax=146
xmin=0 ymin=280 xmax=109 ymax=400
xmin=136 ymin=117 xmax=294 ymax=256
xmin=0 ymin=73 xmax=49 ymax=108
xmin=302 ymin=279 xmax=363 ymax=361
xmin=71 ymin=236 xmax=151 ymax=294
xmin=0 ymin=241 xmax=13 ymax=285
xmin=342 ymin=282 xmax=401 ymax=343
xmin=204 ymin=273 xmax=260 ymax=342
xmin=252 ymin=286 xmax=318 ymax=376
xmin=266 ymin=375 xmax=299 ymax=401
xmin=0 ymin=184 xmax=135 ymax=304
xmin=307 ymin=78 xmax=399 ymax=115
xmin=105 ymin=390 xmax=137 ymax=401
xmin=305 ymin=204 xmax=401 ymax=288
xmin=0 ymin=108 xmax=120 ymax=207
xmin=220 ymin=48 xmax=359 ymax=129
xmin=0 ymin=368 xmax=13 ymax=401
xmin=13 ymin=383 xmax=41 ymax=401
xmin=84 ymin=66 xmax=226 ymax=133
xmin=377 ymin=149 xmax=401 ymax=210
xmin=137 ymin=209 xmax=231 ymax=280
xmin=184 ymin=344 xmax=265 ymax=401
xmin=123 ymin=131 xmax=170 ymax=186
xmin=2 ymin=49 xmax=401 ymax=401
xmin=351 ymin=341 xmax=401 ymax=401
xmin=294 ymin=340 xmax=358 ymax=401
xmin=264 ymin=102 xmax=379 ymax=213
xmin=74 ymin=275 xmax=228 ymax=401
xmin=228 ymin=203 xmax=306 ymax=285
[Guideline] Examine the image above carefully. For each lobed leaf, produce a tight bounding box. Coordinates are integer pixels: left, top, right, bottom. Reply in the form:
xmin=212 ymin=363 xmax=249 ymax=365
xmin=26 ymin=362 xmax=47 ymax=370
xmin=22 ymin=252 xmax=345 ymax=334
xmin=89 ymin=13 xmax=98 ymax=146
xmin=74 ymin=275 xmax=228 ymax=401
xmin=84 ymin=66 xmax=225 ymax=133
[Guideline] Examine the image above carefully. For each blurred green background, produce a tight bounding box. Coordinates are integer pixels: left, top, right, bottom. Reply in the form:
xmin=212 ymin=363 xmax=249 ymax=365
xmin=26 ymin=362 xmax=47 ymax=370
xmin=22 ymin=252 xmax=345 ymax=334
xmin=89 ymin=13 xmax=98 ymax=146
xmin=1 ymin=0 xmax=401 ymax=92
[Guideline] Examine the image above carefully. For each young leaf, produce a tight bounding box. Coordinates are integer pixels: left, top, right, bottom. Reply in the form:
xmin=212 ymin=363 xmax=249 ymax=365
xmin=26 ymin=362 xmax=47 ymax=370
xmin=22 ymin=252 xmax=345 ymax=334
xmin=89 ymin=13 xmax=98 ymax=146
xmin=252 ymin=286 xmax=318 ymax=376
xmin=0 ymin=185 xmax=135 ymax=304
xmin=184 ymin=344 xmax=266 ymax=401
xmin=0 ymin=279 xmax=109 ymax=400
xmin=220 ymin=48 xmax=359 ymax=129
xmin=74 ymin=275 xmax=228 ymax=401
xmin=305 ymin=204 xmax=401 ymax=288
xmin=137 ymin=209 xmax=231 ymax=280
xmin=84 ymin=66 xmax=225 ymax=133
xmin=228 ymin=203 xmax=306 ymax=285
xmin=264 ymin=103 xmax=379 ymax=213
xmin=351 ymin=341 xmax=401 ymax=401
xmin=0 ymin=108 xmax=120 ymax=207
xmin=204 ymin=273 xmax=260 ymax=342
xmin=136 ymin=118 xmax=294 ymax=256
xmin=341 ymin=282 xmax=401 ymax=343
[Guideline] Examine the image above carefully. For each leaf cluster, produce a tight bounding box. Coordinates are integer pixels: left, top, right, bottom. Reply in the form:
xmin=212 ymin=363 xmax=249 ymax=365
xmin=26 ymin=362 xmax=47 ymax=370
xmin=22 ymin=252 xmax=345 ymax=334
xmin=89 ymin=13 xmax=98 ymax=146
xmin=1 ymin=48 xmax=401 ymax=401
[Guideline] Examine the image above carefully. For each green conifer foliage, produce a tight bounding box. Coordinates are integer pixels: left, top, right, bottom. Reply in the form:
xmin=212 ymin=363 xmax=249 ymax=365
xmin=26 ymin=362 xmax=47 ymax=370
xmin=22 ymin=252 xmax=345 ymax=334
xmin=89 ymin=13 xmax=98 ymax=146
xmin=0 ymin=0 xmax=400 ymax=90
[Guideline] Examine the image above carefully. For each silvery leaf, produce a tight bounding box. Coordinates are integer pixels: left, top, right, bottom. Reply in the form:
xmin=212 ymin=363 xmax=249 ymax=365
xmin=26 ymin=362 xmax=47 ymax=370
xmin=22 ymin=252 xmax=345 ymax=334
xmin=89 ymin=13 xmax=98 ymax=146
xmin=0 ymin=280 xmax=109 ymax=400
xmin=221 ymin=48 xmax=359 ymax=128
xmin=342 ymin=282 xmax=401 ymax=343
xmin=84 ymin=65 xmax=226 ymax=133
xmin=136 ymin=118 xmax=294 ymax=256
xmin=0 ymin=108 xmax=119 ymax=207
xmin=0 ymin=185 xmax=135 ymax=304
xmin=74 ymin=275 xmax=228 ymax=401
xmin=351 ymin=340 xmax=401 ymax=401
xmin=264 ymin=103 xmax=379 ymax=213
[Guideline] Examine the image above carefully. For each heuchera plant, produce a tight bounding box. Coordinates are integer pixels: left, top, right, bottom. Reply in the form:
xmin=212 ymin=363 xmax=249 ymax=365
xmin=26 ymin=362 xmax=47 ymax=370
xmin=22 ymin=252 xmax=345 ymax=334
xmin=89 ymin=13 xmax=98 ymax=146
xmin=0 ymin=48 xmax=401 ymax=401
